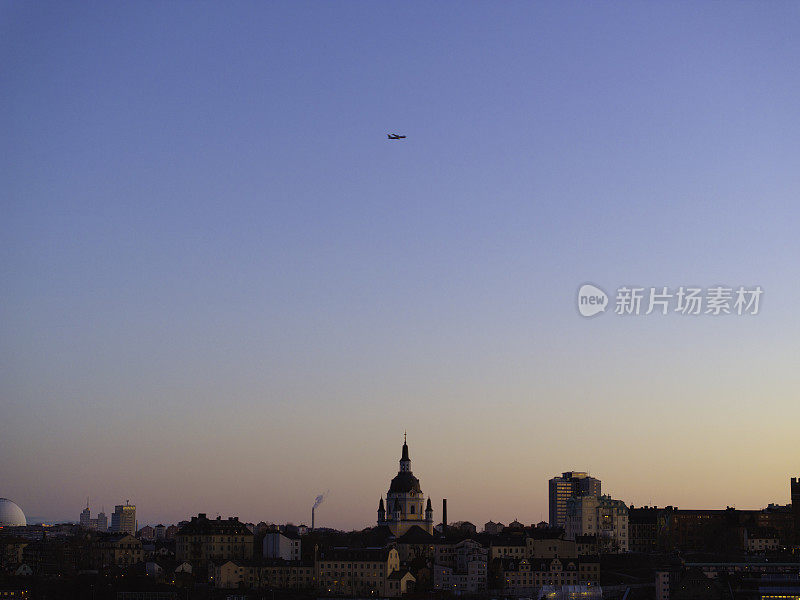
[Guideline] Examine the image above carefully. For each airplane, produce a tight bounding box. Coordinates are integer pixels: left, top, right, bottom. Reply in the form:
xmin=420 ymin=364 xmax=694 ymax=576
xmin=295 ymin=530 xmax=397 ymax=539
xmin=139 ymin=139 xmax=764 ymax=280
xmin=387 ymin=133 xmax=406 ymax=139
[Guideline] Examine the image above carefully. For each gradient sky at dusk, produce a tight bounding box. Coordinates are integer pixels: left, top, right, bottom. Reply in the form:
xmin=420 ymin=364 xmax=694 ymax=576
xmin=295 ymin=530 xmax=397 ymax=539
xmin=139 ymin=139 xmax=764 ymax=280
xmin=2 ymin=2 xmax=800 ymax=528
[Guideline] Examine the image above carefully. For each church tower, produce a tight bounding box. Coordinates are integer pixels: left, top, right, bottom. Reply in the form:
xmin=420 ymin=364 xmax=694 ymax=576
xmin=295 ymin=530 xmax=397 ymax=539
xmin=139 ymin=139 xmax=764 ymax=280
xmin=377 ymin=434 xmax=434 ymax=536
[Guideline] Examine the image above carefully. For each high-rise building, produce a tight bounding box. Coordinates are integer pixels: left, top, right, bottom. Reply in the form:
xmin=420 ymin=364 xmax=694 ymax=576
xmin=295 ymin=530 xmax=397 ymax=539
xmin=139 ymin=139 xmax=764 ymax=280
xmin=79 ymin=501 xmax=91 ymax=529
xmin=95 ymin=509 xmax=108 ymax=531
xmin=549 ymin=471 xmax=601 ymax=528
xmin=111 ymin=502 xmax=137 ymax=535
xmin=79 ymin=501 xmax=108 ymax=530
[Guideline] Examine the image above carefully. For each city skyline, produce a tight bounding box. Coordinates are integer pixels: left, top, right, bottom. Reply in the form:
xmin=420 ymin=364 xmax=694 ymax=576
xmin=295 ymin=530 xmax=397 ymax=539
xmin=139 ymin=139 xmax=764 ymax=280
xmin=3 ymin=2 xmax=800 ymax=531
xmin=14 ymin=442 xmax=800 ymax=531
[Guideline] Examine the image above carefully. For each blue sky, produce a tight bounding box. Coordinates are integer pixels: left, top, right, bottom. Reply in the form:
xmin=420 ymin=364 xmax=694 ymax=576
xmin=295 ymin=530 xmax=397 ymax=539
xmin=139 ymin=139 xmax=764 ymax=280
xmin=2 ymin=2 xmax=800 ymax=527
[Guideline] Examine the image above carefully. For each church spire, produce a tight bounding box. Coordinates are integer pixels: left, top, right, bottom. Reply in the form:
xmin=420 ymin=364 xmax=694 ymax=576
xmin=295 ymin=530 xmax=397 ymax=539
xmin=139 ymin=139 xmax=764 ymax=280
xmin=400 ymin=433 xmax=410 ymax=470
xmin=378 ymin=498 xmax=386 ymax=523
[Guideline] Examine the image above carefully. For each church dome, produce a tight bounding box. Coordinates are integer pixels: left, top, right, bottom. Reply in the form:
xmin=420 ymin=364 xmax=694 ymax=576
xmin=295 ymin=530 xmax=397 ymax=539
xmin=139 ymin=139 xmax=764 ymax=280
xmin=378 ymin=435 xmax=433 ymax=536
xmin=389 ymin=471 xmax=421 ymax=494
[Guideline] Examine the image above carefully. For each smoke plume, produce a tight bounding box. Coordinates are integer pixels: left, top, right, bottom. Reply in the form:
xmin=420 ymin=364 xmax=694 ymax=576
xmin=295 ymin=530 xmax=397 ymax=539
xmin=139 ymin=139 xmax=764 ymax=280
xmin=312 ymin=491 xmax=328 ymax=510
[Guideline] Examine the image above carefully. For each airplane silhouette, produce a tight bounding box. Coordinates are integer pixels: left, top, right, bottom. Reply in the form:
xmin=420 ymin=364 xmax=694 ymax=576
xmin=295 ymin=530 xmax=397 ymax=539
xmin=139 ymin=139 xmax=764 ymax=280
xmin=387 ymin=133 xmax=406 ymax=139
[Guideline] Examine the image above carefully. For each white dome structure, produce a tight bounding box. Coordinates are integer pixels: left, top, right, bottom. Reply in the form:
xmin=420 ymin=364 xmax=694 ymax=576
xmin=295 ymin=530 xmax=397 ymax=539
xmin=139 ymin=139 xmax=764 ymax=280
xmin=0 ymin=498 xmax=26 ymax=527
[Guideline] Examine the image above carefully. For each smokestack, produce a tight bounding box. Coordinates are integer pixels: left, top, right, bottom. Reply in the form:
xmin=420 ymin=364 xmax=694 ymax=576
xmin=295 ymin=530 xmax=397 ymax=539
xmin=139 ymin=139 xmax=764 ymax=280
xmin=311 ymin=492 xmax=327 ymax=532
xmin=442 ymin=498 xmax=447 ymax=533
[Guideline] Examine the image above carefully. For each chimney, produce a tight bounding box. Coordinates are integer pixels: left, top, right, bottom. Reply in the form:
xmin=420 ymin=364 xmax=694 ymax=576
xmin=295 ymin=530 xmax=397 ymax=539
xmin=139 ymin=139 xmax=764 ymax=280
xmin=442 ymin=499 xmax=447 ymax=533
xmin=312 ymin=506 xmax=315 ymax=532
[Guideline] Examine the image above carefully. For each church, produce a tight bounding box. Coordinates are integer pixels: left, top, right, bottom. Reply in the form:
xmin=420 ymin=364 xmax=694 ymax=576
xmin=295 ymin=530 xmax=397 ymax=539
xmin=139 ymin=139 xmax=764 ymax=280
xmin=377 ymin=434 xmax=434 ymax=536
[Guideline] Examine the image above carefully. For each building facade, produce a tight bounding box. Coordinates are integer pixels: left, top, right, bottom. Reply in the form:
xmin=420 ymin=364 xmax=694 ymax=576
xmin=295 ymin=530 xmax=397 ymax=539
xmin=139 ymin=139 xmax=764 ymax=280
xmin=78 ymin=504 xmax=108 ymax=531
xmin=629 ymin=506 xmax=662 ymax=553
xmin=433 ymin=539 xmax=488 ymax=593
xmin=212 ymin=559 xmax=316 ymax=590
xmin=263 ymin=532 xmax=300 ymax=561
xmin=111 ymin=503 xmax=137 ymax=535
xmin=565 ymin=495 xmax=628 ymax=553
xmin=744 ymin=528 xmax=780 ymax=553
xmin=93 ymin=534 xmax=143 ymax=567
xmin=484 ymin=521 xmax=505 ymax=534
xmin=549 ymin=472 xmax=601 ymax=528
xmin=316 ymin=547 xmax=407 ymax=596
xmin=493 ymin=556 xmax=600 ymax=594
xmin=79 ymin=504 xmax=91 ymax=529
xmin=176 ymin=514 xmax=254 ymax=568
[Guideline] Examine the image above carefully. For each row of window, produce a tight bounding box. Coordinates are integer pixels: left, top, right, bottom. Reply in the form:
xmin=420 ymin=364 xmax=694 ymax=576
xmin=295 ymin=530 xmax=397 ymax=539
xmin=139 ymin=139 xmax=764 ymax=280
xmin=511 ymin=564 xmax=599 ymax=573
xmin=319 ymin=562 xmax=385 ymax=570
xmin=178 ymin=535 xmax=248 ymax=542
xmin=504 ymin=576 xmax=585 ymax=588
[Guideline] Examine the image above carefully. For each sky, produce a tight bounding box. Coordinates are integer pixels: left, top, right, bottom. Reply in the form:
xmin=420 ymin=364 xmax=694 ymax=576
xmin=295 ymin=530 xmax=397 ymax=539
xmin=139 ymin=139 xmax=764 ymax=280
xmin=2 ymin=2 xmax=800 ymax=529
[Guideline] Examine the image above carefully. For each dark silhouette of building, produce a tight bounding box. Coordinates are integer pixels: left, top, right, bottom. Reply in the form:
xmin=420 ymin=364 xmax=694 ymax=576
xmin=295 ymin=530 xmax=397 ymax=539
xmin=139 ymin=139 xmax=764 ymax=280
xmin=792 ymin=477 xmax=800 ymax=542
xmin=175 ymin=514 xmax=253 ymax=570
xmin=629 ymin=506 xmax=662 ymax=553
